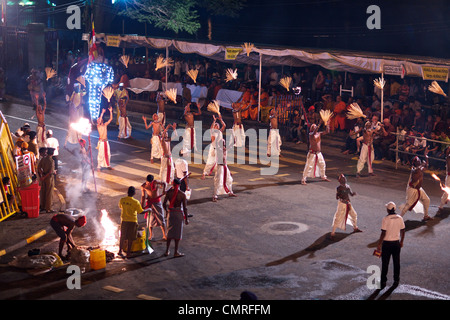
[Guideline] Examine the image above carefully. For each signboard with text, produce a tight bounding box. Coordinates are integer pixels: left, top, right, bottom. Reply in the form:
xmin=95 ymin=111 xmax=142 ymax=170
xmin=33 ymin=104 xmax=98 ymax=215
xmin=421 ymin=66 xmax=449 ymax=82
xmin=225 ymin=48 xmax=243 ymax=60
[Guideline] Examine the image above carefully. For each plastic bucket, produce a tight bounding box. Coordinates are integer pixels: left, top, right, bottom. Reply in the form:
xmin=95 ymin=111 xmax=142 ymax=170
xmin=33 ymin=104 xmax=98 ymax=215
xmin=18 ymin=182 xmax=40 ymax=218
xmin=89 ymin=249 xmax=106 ymax=270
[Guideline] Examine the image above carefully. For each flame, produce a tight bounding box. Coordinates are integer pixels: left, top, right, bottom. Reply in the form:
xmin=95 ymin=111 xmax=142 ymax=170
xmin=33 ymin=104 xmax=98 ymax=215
xmin=100 ymin=209 xmax=118 ymax=250
xmin=431 ymin=173 xmax=450 ymax=201
xmin=70 ymin=118 xmax=92 ymax=136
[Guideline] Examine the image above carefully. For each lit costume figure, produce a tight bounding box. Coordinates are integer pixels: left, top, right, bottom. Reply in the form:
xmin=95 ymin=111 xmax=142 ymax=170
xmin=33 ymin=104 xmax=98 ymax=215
xmin=330 ymin=174 xmax=362 ymax=240
xmin=212 ymin=115 xmax=236 ymax=202
xmin=231 ymin=102 xmax=247 ymax=148
xmin=159 ymin=123 xmax=177 ymax=185
xmin=156 ymin=91 xmax=166 ymax=126
xmin=143 ymin=114 xmax=163 ymax=163
xmin=35 ymin=92 xmax=47 ymax=149
xmin=115 ymin=83 xmax=131 ymax=139
xmin=301 ymin=122 xmax=330 ymax=185
xmin=182 ymin=103 xmax=201 ymax=155
xmin=202 ymin=116 xmax=224 ymax=180
xmin=356 ymin=121 xmax=381 ymax=177
xmin=64 ymin=83 xmax=86 ymax=146
xmin=267 ymin=108 xmax=282 ymax=157
xmin=438 ymin=148 xmax=450 ymax=212
xmin=96 ymin=107 xmax=113 ymax=170
xmin=26 ymin=68 xmax=44 ymax=108
xmin=400 ymin=155 xmax=432 ymax=221
xmin=84 ymin=62 xmax=114 ymax=122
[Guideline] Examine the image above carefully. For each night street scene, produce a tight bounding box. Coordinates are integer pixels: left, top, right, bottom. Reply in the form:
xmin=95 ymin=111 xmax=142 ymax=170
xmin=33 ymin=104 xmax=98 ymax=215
xmin=0 ymin=0 xmax=449 ymax=314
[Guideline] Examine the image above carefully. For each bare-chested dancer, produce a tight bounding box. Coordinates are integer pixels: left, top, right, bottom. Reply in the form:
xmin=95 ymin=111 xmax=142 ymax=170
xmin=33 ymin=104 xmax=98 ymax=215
xmin=356 ymin=121 xmax=381 ymax=177
xmin=183 ymin=102 xmax=201 ymax=155
xmin=141 ymin=174 xmax=167 ymax=240
xmin=160 ymin=123 xmax=176 ymax=185
xmin=35 ymin=92 xmax=47 ymax=149
xmin=231 ymin=102 xmax=248 ymax=148
xmin=301 ymin=121 xmax=330 ymax=184
xmin=163 ymin=178 xmax=189 ymax=257
xmin=267 ymin=108 xmax=282 ymax=157
xmin=156 ymin=92 xmax=166 ymax=125
xmin=96 ymin=107 xmax=113 ymax=170
xmin=438 ymin=148 xmax=450 ymax=213
xmin=143 ymin=114 xmax=163 ymax=163
xmin=400 ymin=153 xmax=432 ymax=221
xmin=331 ymin=174 xmax=362 ymax=240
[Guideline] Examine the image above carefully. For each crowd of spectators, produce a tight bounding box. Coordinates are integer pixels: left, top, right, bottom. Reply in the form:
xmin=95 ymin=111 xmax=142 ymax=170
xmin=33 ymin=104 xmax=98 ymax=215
xmin=39 ymin=48 xmax=450 ymax=169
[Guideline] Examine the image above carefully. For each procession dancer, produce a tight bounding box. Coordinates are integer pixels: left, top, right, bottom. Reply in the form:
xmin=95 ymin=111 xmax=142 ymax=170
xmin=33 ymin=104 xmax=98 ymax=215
xmin=96 ymin=107 xmax=113 ymax=170
xmin=400 ymin=154 xmax=433 ymax=221
xmin=159 ymin=123 xmax=176 ymax=185
xmin=141 ymin=174 xmax=167 ymax=241
xmin=201 ymin=115 xmax=224 ymax=180
xmin=182 ymin=102 xmax=201 ymax=155
xmin=301 ymin=122 xmax=330 ymax=185
xmin=163 ymin=178 xmax=189 ymax=258
xmin=438 ymin=148 xmax=450 ymax=213
xmin=64 ymin=83 xmax=85 ymax=147
xmin=116 ymin=83 xmax=132 ymax=139
xmin=213 ymin=115 xmax=236 ymax=202
xmin=35 ymin=92 xmax=47 ymax=149
xmin=156 ymin=91 xmax=166 ymax=126
xmin=143 ymin=114 xmax=163 ymax=163
xmin=330 ymin=174 xmax=362 ymax=240
xmin=231 ymin=102 xmax=248 ymax=148
xmin=356 ymin=121 xmax=381 ymax=177
xmin=267 ymin=108 xmax=282 ymax=157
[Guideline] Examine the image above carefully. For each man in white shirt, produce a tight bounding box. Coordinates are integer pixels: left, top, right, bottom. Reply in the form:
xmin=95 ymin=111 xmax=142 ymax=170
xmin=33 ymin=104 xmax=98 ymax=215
xmin=45 ymin=130 xmax=60 ymax=174
xmin=376 ymin=202 xmax=405 ymax=289
xmin=175 ymin=150 xmax=189 ymax=193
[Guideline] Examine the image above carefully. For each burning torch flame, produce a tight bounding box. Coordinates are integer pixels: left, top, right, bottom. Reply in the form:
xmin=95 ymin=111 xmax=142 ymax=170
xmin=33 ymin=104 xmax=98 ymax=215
xmin=431 ymin=173 xmax=450 ymax=201
xmin=100 ymin=209 xmax=118 ymax=250
xmin=70 ymin=118 xmax=92 ymax=136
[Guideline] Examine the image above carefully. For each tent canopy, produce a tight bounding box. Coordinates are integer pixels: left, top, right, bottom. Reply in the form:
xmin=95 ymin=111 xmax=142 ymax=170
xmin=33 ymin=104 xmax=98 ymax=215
xmin=87 ymin=33 xmax=450 ymax=78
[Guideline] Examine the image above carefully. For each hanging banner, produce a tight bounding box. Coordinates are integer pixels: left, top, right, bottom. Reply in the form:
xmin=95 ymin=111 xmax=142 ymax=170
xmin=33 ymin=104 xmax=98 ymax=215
xmin=225 ymin=48 xmax=243 ymax=60
xmin=106 ymin=35 xmax=121 ymax=47
xmin=383 ymin=64 xmax=405 ymax=78
xmin=421 ymin=66 xmax=449 ymax=82
xmin=15 ymin=154 xmax=33 ymax=188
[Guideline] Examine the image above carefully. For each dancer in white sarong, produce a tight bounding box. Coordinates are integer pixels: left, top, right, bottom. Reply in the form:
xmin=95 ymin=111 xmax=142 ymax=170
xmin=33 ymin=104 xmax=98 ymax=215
xmin=35 ymin=93 xmax=47 ymax=149
xmin=201 ymin=119 xmax=224 ymax=179
xmin=356 ymin=121 xmax=381 ymax=177
xmin=159 ymin=123 xmax=177 ymax=185
xmin=116 ymin=83 xmax=131 ymax=139
xmin=301 ymin=123 xmax=330 ymax=184
xmin=212 ymin=115 xmax=236 ymax=202
xmin=438 ymin=149 xmax=450 ymax=212
xmin=143 ymin=114 xmax=163 ymax=163
xmin=400 ymin=155 xmax=432 ymax=221
xmin=267 ymin=108 xmax=282 ymax=157
xmin=231 ymin=102 xmax=247 ymax=148
xmin=96 ymin=107 xmax=113 ymax=170
xmin=331 ymin=174 xmax=362 ymax=240
xmin=65 ymin=83 xmax=85 ymax=146
xmin=182 ymin=103 xmax=201 ymax=155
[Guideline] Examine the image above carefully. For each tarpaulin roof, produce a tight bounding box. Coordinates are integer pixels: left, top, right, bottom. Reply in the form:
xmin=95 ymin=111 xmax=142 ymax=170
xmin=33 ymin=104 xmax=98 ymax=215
xmin=87 ymin=33 xmax=450 ymax=78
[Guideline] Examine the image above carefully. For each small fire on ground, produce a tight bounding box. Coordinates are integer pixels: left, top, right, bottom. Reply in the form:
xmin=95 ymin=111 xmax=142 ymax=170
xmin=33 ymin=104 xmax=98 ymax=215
xmin=431 ymin=173 xmax=450 ymax=201
xmin=100 ymin=209 xmax=118 ymax=252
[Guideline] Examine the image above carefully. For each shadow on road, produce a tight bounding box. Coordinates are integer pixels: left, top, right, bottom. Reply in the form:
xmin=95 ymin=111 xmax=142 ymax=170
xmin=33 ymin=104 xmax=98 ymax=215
xmin=367 ymin=282 xmax=399 ymax=300
xmin=265 ymin=232 xmax=352 ymax=267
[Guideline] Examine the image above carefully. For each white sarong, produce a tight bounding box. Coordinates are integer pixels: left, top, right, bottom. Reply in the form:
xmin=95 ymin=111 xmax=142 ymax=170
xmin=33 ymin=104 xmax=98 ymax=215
xmin=332 ymin=201 xmax=358 ymax=231
xmin=97 ymin=140 xmax=111 ymax=168
xmin=118 ymin=116 xmax=132 ymax=139
xmin=233 ymin=124 xmax=246 ymax=148
xmin=182 ymin=127 xmax=196 ymax=154
xmin=267 ymin=129 xmax=281 ymax=156
xmin=37 ymin=125 xmax=47 ymax=148
xmin=440 ymin=175 xmax=449 ymax=208
xmin=302 ymin=151 xmax=327 ymax=181
xmin=214 ymin=164 xmax=233 ymax=196
xmin=357 ymin=143 xmax=374 ymax=174
xmin=160 ymin=155 xmax=175 ymax=184
xmin=151 ymin=135 xmax=162 ymax=160
xmin=400 ymin=185 xmax=430 ymax=217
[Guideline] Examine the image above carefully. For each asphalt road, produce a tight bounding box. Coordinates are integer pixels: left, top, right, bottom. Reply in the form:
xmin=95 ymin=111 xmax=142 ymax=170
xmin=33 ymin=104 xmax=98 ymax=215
xmin=0 ymin=98 xmax=449 ymax=304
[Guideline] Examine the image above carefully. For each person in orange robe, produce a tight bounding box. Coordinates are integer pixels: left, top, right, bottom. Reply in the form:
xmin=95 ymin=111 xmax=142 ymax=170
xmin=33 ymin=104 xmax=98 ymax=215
xmin=238 ymin=88 xmax=252 ymax=120
xmin=249 ymin=90 xmax=259 ymax=121
xmin=333 ymin=95 xmax=347 ymax=132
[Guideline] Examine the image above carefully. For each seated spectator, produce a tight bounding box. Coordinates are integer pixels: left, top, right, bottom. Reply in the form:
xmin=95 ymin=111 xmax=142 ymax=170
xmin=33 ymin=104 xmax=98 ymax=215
xmin=342 ymin=117 xmax=364 ymax=155
xmin=424 ymin=114 xmax=435 ymax=135
xmin=433 ymin=114 xmax=447 ymax=134
xmin=400 ymin=108 xmax=414 ymax=129
xmin=410 ymin=133 xmax=427 ymax=158
xmin=378 ymin=118 xmax=396 ymax=160
xmin=289 ymin=109 xmax=302 ymax=143
xmin=426 ymin=131 xmax=442 ymax=169
xmin=398 ymin=79 xmax=409 ymax=103
xmin=437 ymin=131 xmax=450 ymax=158
xmin=412 ymin=110 xmax=426 ymax=133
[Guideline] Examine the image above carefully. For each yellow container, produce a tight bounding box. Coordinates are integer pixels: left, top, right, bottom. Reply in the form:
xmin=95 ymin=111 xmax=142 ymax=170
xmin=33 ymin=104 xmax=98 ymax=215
xmin=131 ymin=229 xmax=146 ymax=252
xmin=89 ymin=249 xmax=106 ymax=270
